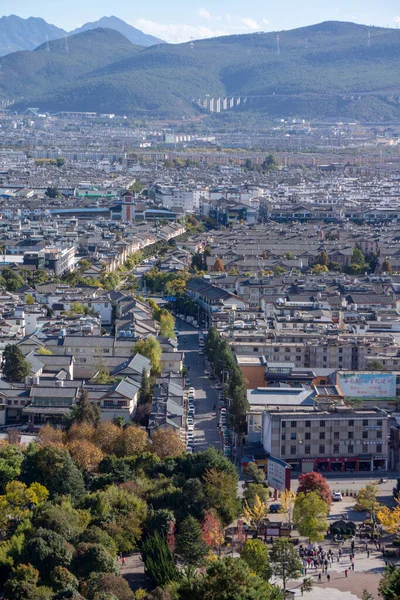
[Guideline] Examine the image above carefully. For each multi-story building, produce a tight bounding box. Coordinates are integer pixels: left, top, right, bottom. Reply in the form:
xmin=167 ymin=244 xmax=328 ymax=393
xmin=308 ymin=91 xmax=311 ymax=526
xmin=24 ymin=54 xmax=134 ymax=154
xmin=262 ymin=406 xmax=388 ymax=474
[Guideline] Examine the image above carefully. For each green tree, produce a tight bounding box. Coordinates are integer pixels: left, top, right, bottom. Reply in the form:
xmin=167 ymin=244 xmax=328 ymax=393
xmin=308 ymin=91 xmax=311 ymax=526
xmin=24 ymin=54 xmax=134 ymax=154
xmin=64 ymin=388 xmax=101 ymax=429
xmin=57 ymin=157 xmax=66 ymax=168
xmin=2 ymin=344 xmax=30 ymax=382
xmin=50 ymin=567 xmax=78 ymax=592
xmin=0 ymin=445 xmax=24 ymax=492
xmin=175 ymin=516 xmax=208 ymax=566
xmin=45 ymin=186 xmax=60 ymax=198
xmin=71 ymin=543 xmax=116 ymax=581
xmin=293 ymin=491 xmax=329 ymax=542
xmin=243 ymin=462 xmax=265 ymax=484
xmin=4 ymin=563 xmax=54 ymax=600
xmin=133 ymin=336 xmax=162 ymax=375
xmin=22 ymin=446 xmax=85 ymax=501
xmin=262 ymin=154 xmax=279 ymax=172
xmin=26 ymin=294 xmax=35 ymax=305
xmin=355 ymin=484 xmax=380 ymax=518
xmin=284 ymin=251 xmax=295 ymax=260
xmin=159 ymin=312 xmax=175 ymax=339
xmin=270 ymin=538 xmax=302 ymax=595
xmin=22 ymin=528 xmax=74 ymax=574
xmin=179 ymin=557 xmax=276 ymax=600
xmin=241 ymin=539 xmax=271 ymax=580
xmin=243 ymin=483 xmax=270 ymax=508
xmin=366 ymin=359 xmax=384 ymax=371
xmin=203 ymin=468 xmax=240 ymax=526
xmin=379 ymin=564 xmax=400 ymax=600
xmin=138 ymin=368 xmax=151 ymax=406
xmin=351 ymin=246 xmax=366 ymax=266
xmin=141 ymin=532 xmax=178 ymax=587
xmin=84 ymin=572 xmax=134 ymax=600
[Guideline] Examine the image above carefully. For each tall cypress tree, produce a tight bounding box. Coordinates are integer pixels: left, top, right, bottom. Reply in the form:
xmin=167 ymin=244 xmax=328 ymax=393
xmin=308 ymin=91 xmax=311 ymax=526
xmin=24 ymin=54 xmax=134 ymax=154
xmin=141 ymin=532 xmax=177 ymax=586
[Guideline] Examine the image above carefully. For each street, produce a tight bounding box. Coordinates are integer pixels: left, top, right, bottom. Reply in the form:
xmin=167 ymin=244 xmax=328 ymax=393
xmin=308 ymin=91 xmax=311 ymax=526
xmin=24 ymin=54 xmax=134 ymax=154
xmin=176 ymin=319 xmax=221 ymax=452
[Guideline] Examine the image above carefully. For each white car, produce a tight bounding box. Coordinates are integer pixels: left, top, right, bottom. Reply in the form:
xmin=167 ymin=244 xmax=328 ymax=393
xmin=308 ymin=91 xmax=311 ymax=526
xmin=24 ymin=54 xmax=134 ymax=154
xmin=204 ymin=369 xmax=210 ymax=375
xmin=332 ymin=491 xmax=343 ymax=501
xmin=187 ymin=424 xmax=194 ymax=431
xmin=188 ymin=387 xmax=195 ymax=394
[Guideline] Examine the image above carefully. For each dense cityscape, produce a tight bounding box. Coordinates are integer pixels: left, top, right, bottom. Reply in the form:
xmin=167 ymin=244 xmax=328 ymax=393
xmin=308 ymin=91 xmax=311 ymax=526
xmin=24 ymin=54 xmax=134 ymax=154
xmin=0 ymin=7 xmax=400 ymax=600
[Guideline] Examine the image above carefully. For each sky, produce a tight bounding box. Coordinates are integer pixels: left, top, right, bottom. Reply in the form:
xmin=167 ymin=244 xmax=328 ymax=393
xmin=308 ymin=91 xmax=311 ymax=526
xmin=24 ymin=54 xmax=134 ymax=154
xmin=1 ymin=0 xmax=400 ymax=42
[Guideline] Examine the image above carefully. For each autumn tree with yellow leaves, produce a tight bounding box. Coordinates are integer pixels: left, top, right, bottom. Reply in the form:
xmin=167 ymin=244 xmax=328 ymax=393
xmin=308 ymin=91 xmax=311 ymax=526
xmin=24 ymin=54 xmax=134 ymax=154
xmin=279 ymin=489 xmax=296 ymax=525
xmin=378 ymin=501 xmax=400 ymax=535
xmin=243 ymin=495 xmax=269 ymax=535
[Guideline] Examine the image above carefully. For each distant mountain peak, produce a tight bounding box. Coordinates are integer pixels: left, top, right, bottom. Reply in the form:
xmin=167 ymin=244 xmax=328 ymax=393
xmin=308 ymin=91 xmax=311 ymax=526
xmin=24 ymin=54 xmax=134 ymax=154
xmin=69 ymin=16 xmax=164 ymax=47
xmin=0 ymin=14 xmax=66 ymax=56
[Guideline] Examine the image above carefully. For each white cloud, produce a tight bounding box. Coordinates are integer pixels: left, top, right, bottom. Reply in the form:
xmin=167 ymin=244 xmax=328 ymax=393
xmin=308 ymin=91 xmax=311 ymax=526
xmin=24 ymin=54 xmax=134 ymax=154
xmin=241 ymin=17 xmax=260 ymax=30
xmin=395 ymin=16 xmax=400 ymax=25
xmin=198 ymin=7 xmax=212 ymax=20
xmin=262 ymin=18 xmax=270 ymax=26
xmin=135 ymin=16 xmax=266 ymax=42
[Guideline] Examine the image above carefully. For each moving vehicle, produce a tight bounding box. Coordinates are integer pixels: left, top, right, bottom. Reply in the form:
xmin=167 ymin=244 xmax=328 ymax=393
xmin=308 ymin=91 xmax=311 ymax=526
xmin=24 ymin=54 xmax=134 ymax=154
xmin=269 ymin=503 xmax=282 ymax=513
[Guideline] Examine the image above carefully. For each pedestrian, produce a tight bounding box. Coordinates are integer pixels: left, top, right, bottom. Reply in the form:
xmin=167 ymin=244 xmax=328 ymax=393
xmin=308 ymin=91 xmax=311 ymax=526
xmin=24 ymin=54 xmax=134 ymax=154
xmin=318 ymin=573 xmax=321 ymax=583
xmin=301 ymin=586 xmax=304 ymax=597
xmin=345 ymin=569 xmax=348 ymax=578
xmin=351 ymin=563 xmax=354 ymax=571
xmin=327 ymin=574 xmax=331 ymax=583
xmin=304 ymin=567 xmax=307 ymax=575
xmin=339 ymin=547 xmax=342 ymax=557
xmin=122 ymin=556 xmax=126 ymax=565
xmin=337 ymin=554 xmax=340 ymax=563
xmin=367 ymin=550 xmax=370 ymax=558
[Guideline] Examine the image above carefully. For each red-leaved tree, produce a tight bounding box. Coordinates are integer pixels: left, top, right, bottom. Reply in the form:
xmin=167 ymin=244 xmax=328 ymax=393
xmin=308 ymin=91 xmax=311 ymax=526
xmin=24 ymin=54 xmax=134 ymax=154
xmin=201 ymin=510 xmax=225 ymax=556
xmin=297 ymin=472 xmax=332 ymax=505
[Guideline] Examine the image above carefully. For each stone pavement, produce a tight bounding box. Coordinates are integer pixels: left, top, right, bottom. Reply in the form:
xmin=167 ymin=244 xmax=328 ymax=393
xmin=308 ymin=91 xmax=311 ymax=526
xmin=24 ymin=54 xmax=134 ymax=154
xmin=287 ymin=545 xmax=398 ymax=600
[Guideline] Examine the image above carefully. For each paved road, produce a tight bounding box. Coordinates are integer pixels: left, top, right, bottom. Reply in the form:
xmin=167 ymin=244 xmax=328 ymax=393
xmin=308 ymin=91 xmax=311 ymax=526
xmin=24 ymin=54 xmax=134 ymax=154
xmin=176 ymin=319 xmax=221 ymax=452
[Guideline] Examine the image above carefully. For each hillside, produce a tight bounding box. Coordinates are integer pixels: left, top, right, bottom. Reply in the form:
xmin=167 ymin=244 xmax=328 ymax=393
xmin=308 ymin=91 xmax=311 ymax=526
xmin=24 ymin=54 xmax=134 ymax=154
xmin=5 ymin=21 xmax=400 ymax=121
xmin=0 ymin=15 xmax=66 ymax=56
xmin=70 ymin=16 xmax=163 ymax=47
xmin=0 ymin=28 xmax=140 ymax=101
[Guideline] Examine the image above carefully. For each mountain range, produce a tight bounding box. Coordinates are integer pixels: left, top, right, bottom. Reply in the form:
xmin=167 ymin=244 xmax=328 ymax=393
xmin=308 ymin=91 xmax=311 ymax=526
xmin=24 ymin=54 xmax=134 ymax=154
xmin=2 ymin=20 xmax=400 ymax=122
xmin=0 ymin=14 xmax=163 ymax=56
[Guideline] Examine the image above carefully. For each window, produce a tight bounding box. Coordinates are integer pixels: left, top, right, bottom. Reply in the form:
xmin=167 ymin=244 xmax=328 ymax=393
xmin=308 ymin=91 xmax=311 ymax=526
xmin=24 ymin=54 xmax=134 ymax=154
xmin=377 ymin=431 xmax=382 ymax=439
xmin=290 ymin=433 xmax=296 ymax=440
xmin=362 ymin=431 xmax=368 ymax=439
xmin=282 ymin=422 xmax=286 ymax=428
xmin=333 ymin=444 xmax=340 ymax=454
xmin=334 ymin=432 xmax=340 ymax=440
xmin=281 ymin=446 xmax=285 ymax=456
xmin=274 ymin=348 xmax=279 ymax=353
xmin=305 ymin=420 xmax=311 ymax=428
xmin=253 ymin=347 xmax=259 ymax=352
xmin=348 ymin=431 xmax=354 ymax=439
xmin=290 ymin=446 xmax=296 ymax=455
xmin=377 ymin=444 xmax=382 ymax=453
xmin=305 ymin=445 xmax=311 ymax=455
xmin=320 ymin=420 xmax=325 ymax=427
xmin=319 ymin=445 xmax=325 ymax=454
xmin=319 ymin=432 xmax=325 ymax=440
xmin=290 ymin=421 xmax=296 ymax=428
xmin=362 ymin=444 xmax=368 ymax=453
xmin=349 ymin=420 xmax=354 ymax=427
xmin=281 ymin=433 xmax=285 ymax=441
xmin=348 ymin=445 xmax=354 ymax=454
xmin=363 ymin=420 xmax=368 ymax=426
xmin=305 ymin=432 xmax=311 ymax=440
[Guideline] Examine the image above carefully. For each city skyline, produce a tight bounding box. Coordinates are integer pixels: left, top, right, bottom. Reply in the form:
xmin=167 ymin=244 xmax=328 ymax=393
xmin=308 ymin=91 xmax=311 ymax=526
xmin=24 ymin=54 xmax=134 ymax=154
xmin=0 ymin=0 xmax=399 ymax=42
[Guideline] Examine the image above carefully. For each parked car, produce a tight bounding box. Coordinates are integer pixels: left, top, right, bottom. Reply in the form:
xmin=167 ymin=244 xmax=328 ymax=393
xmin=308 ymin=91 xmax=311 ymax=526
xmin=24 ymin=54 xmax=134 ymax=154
xmin=269 ymin=503 xmax=282 ymax=513
xmin=215 ymin=382 xmax=223 ymax=390
xmin=332 ymin=491 xmax=343 ymax=502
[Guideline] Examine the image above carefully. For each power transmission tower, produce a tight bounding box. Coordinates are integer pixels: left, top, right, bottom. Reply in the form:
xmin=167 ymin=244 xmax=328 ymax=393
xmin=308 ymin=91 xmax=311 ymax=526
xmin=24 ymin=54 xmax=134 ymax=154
xmin=367 ymin=32 xmax=371 ymax=47
xmin=276 ymin=34 xmax=280 ymax=55
xmin=65 ymin=34 xmax=69 ymax=53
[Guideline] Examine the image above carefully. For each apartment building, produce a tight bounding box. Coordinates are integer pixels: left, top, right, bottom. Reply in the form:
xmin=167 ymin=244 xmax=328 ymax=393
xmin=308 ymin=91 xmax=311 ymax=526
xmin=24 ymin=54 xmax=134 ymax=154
xmin=262 ymin=406 xmax=388 ymax=474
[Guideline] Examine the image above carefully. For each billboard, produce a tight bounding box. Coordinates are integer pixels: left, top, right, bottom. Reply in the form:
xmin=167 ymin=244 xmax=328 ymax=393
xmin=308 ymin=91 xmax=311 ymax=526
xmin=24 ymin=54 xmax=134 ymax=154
xmin=338 ymin=372 xmax=396 ymax=398
xmin=267 ymin=455 xmax=291 ymax=491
